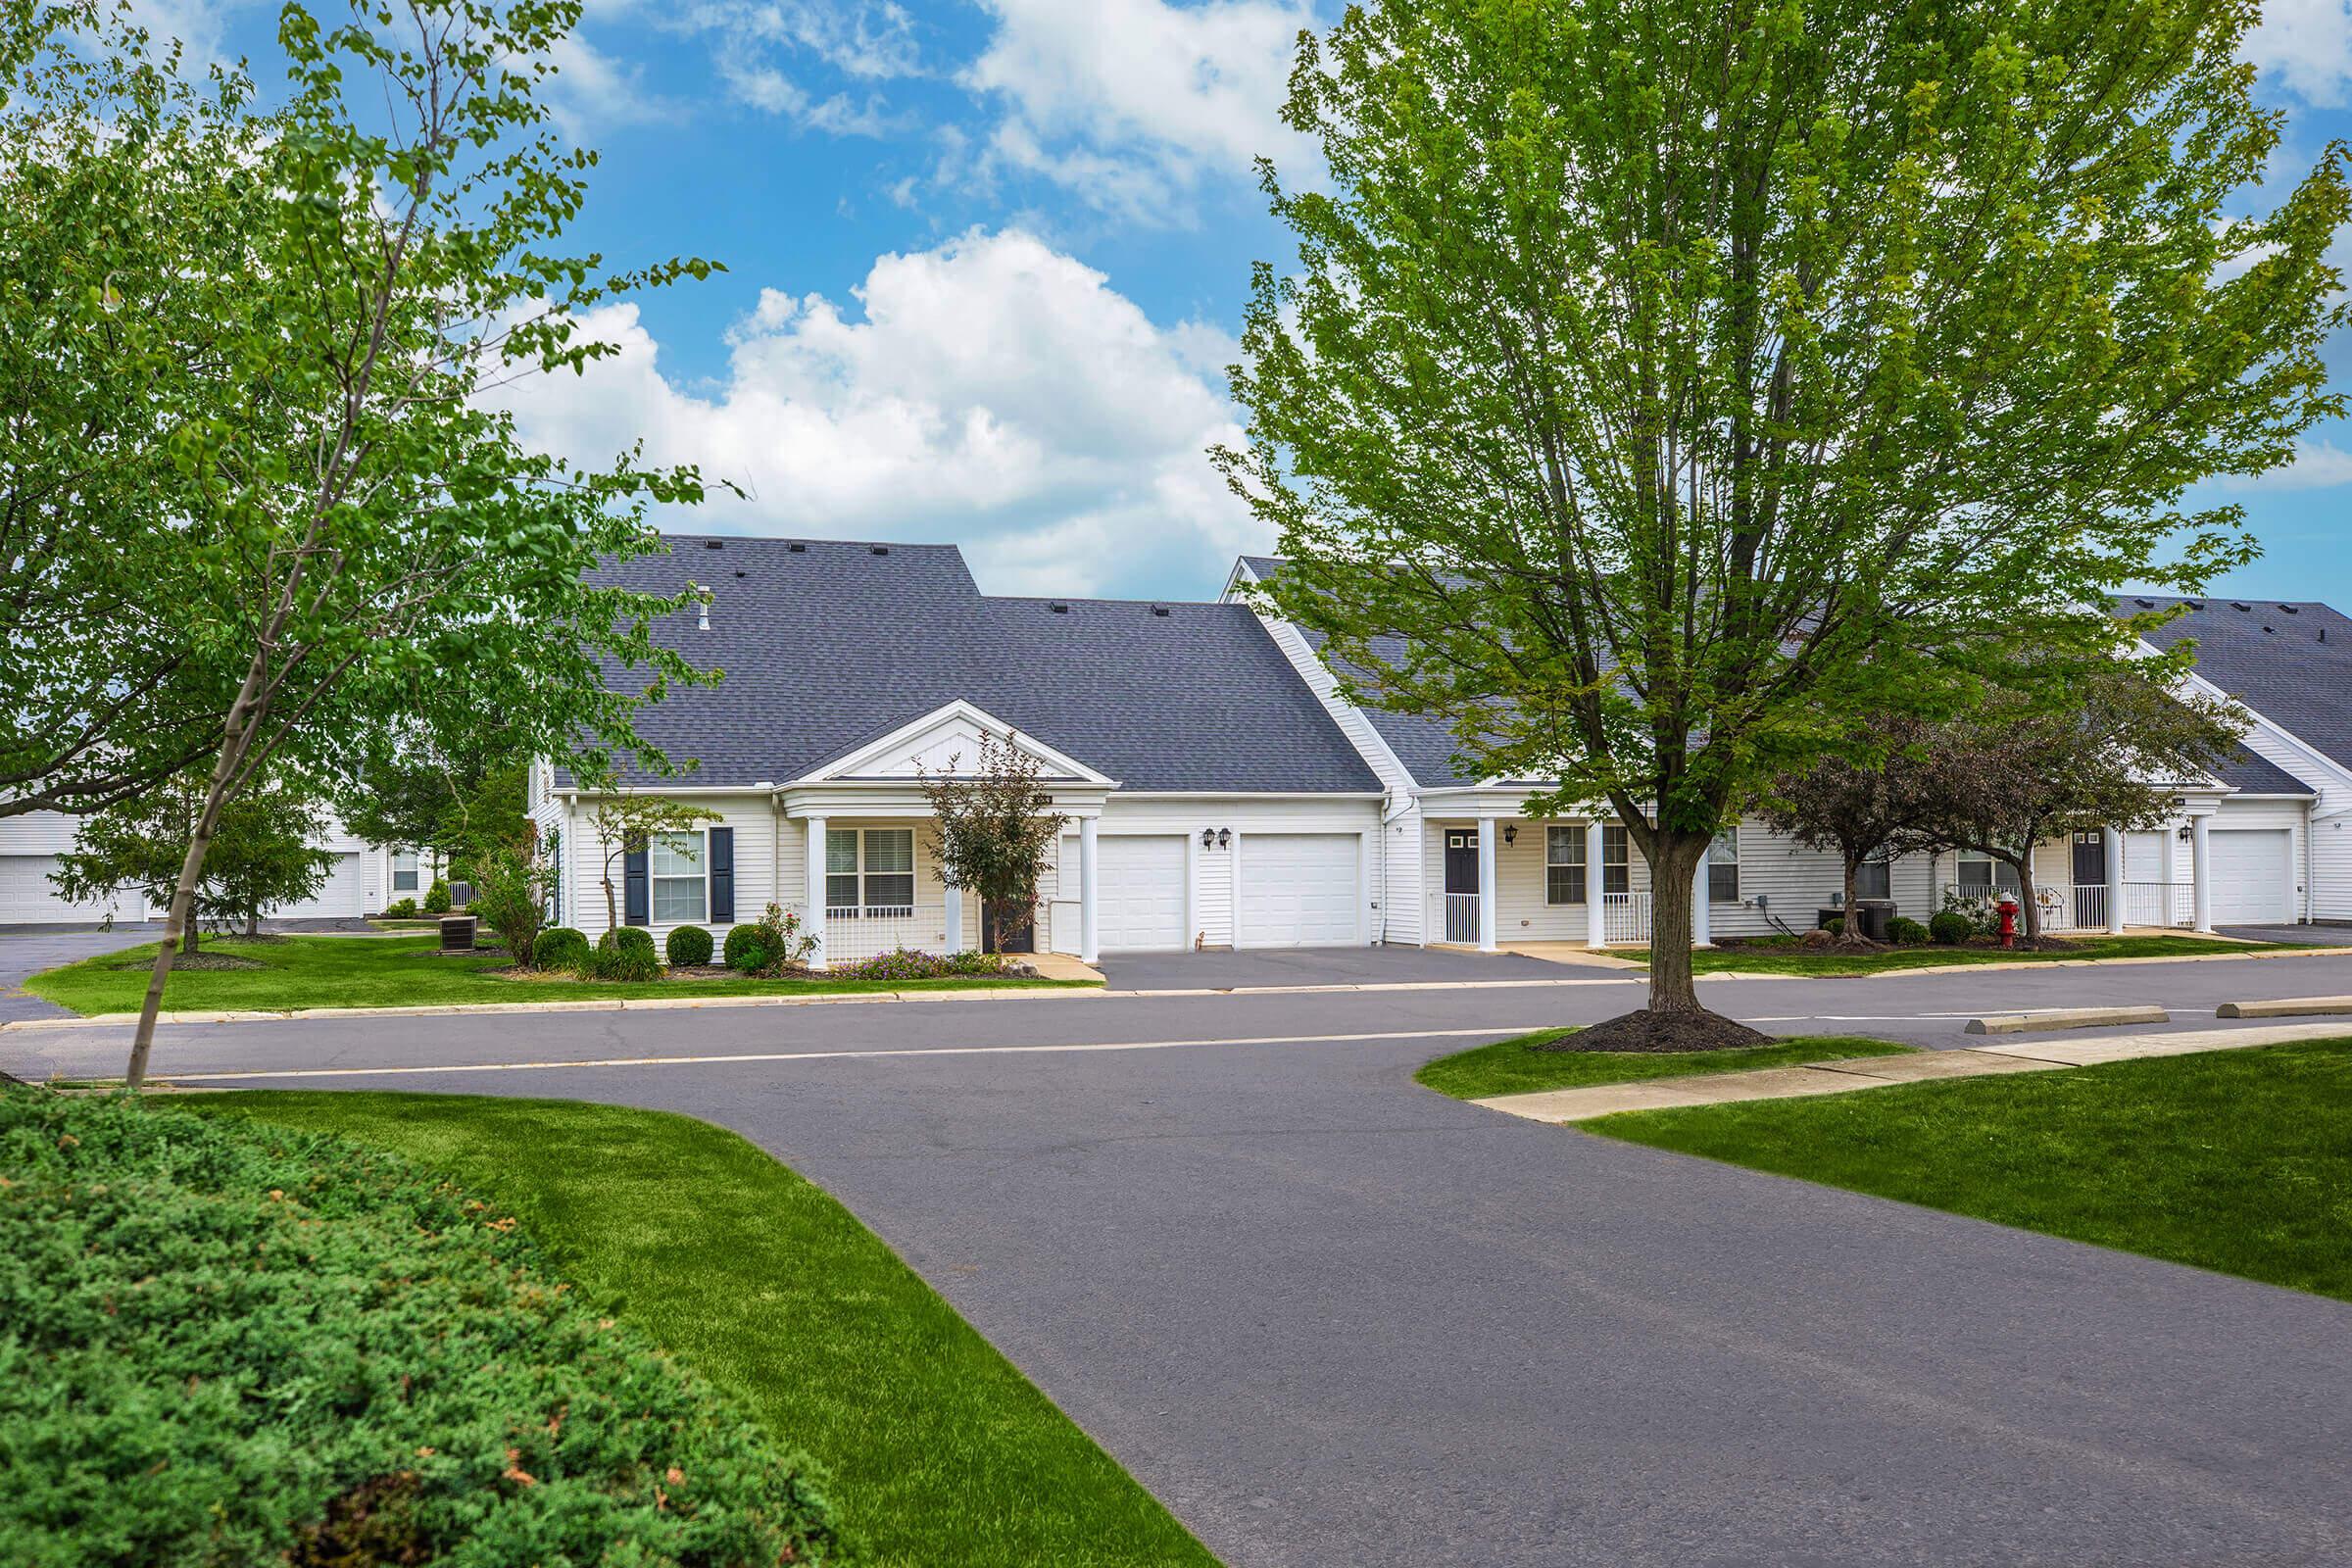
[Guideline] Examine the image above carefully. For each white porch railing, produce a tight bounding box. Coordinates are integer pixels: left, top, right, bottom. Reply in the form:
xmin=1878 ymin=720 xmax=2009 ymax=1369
xmin=1444 ymin=892 xmax=1480 ymax=945
xmin=1943 ymin=882 xmax=2194 ymax=934
xmin=2120 ymin=881 xmax=2195 ymax=929
xmin=1603 ymin=890 xmax=1651 ymax=945
xmin=823 ymin=906 xmax=927 ymax=962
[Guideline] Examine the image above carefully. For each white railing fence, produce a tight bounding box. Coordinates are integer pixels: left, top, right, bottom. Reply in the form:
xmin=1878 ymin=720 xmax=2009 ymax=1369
xmin=1444 ymin=892 xmax=1480 ymax=945
xmin=1942 ymin=882 xmax=2193 ymax=934
xmin=1603 ymin=890 xmax=1651 ymax=946
xmin=823 ymin=907 xmax=930 ymax=963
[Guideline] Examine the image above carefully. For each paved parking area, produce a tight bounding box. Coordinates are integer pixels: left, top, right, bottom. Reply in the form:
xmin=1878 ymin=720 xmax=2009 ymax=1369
xmin=16 ymin=954 xmax=2352 ymax=1566
xmin=1100 ymin=944 xmax=1584 ymax=988
xmin=0 ymin=926 xmax=160 ymax=1023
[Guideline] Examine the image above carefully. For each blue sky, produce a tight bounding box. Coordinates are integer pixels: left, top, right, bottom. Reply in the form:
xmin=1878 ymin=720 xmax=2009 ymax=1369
xmin=149 ymin=1 xmax=2352 ymax=606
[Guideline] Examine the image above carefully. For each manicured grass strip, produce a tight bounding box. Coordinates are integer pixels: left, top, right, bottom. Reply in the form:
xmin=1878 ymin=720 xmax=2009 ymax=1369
xmin=25 ymin=934 xmax=1093 ymax=1016
xmin=191 ymin=1094 xmax=1215 ymax=1568
xmin=1414 ymin=1028 xmax=1915 ymax=1101
xmin=1617 ymin=933 xmax=2308 ymax=977
xmin=1587 ymin=1040 xmax=2352 ymax=1302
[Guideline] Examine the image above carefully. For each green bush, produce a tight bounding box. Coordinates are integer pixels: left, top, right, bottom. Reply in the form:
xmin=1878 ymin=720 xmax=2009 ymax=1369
xmin=665 ymin=924 xmax=713 ymax=966
xmin=723 ymin=923 xmax=769 ymax=973
xmin=1929 ymin=910 xmax=1973 ymax=946
xmin=1886 ymin=916 xmax=1929 ymax=946
xmin=382 ymin=897 xmax=418 ymax=919
xmin=422 ymin=878 xmax=452 ymax=914
xmin=832 ymin=948 xmax=1009 ymax=982
xmin=533 ymin=926 xmax=589 ymax=971
xmin=590 ymin=926 xmax=660 ymax=982
xmin=1821 ymin=915 xmax=1843 ymax=939
xmin=0 ymin=1086 xmax=841 ymax=1568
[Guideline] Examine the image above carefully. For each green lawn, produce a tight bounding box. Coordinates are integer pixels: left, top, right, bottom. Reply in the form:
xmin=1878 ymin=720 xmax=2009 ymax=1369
xmin=1414 ymin=1027 xmax=1915 ymax=1100
xmin=1620 ymin=932 xmax=2306 ymax=977
xmin=190 ymin=1094 xmax=1215 ymax=1568
xmin=26 ymin=933 xmax=1095 ymax=1016
xmin=1588 ymin=1040 xmax=2352 ymax=1301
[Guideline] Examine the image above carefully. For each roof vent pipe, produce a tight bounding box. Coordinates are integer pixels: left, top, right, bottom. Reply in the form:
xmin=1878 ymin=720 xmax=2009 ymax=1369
xmin=697 ymin=595 xmax=710 ymax=632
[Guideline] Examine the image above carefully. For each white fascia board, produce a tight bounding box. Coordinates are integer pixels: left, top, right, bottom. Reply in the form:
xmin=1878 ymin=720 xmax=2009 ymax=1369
xmin=799 ymin=698 xmax=1116 ymax=787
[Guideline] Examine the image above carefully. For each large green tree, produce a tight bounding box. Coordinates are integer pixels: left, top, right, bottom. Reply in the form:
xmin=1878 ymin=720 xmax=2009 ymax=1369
xmin=0 ymin=5 xmax=260 ymax=819
xmin=1220 ymin=0 xmax=2347 ymax=1036
xmin=96 ymin=0 xmax=721 ymax=1087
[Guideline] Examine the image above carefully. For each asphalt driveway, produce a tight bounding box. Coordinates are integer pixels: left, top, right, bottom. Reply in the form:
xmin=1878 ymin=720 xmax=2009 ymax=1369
xmin=1101 ymin=944 xmax=1592 ymax=988
xmin=15 ymin=954 xmax=2352 ymax=1566
xmin=0 ymin=925 xmax=160 ymax=1023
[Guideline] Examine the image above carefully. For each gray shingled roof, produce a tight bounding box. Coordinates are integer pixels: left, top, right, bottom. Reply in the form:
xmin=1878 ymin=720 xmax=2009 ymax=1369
xmin=1235 ymin=557 xmax=1478 ymax=786
xmin=572 ymin=536 xmax=1381 ymax=794
xmin=2126 ymin=594 xmax=2335 ymax=793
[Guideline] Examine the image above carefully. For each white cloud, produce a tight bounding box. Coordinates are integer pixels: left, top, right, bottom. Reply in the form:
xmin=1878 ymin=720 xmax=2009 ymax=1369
xmin=485 ymin=228 xmax=1265 ymax=596
xmin=2241 ymin=0 xmax=2352 ymax=108
xmin=668 ymin=1 xmax=925 ymax=126
xmin=2223 ymin=437 xmax=2352 ymax=491
xmin=543 ymin=32 xmax=674 ymax=140
xmin=961 ymin=0 xmax=1320 ymax=223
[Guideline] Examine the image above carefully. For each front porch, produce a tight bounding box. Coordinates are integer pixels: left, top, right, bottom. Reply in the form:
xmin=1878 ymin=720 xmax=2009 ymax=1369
xmin=1426 ymin=812 xmax=1690 ymax=952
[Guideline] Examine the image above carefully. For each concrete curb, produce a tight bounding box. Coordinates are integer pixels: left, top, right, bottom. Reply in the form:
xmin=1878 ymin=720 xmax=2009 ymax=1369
xmin=2216 ymin=996 xmax=2352 ymax=1019
xmin=1966 ymin=1005 xmax=2169 ymax=1035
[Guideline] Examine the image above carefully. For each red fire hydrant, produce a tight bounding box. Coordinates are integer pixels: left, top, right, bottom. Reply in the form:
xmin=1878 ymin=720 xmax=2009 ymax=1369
xmin=1996 ymin=897 xmax=2019 ymax=950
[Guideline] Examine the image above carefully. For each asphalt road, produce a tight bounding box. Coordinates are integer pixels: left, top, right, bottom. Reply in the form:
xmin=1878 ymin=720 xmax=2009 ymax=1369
xmin=11 ymin=951 xmax=2352 ymax=1566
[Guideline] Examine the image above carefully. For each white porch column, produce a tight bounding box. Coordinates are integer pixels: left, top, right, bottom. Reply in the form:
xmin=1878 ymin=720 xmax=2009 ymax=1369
xmin=1692 ymin=839 xmax=1713 ymax=948
xmin=1585 ymin=818 xmax=1606 ymax=948
xmin=942 ymin=871 xmax=962 ymax=952
xmin=1476 ymin=816 xmax=1499 ymax=952
xmin=1078 ymin=814 xmax=1100 ymax=963
xmin=804 ymin=814 xmax=828 ymax=971
xmin=2103 ymin=824 xmax=2126 ymax=934
xmin=2190 ymin=813 xmax=2214 ymax=932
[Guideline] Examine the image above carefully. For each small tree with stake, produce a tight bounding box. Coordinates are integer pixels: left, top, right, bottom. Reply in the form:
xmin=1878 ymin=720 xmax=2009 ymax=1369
xmin=917 ymin=733 xmax=1066 ymax=957
xmin=585 ymin=797 xmax=721 ymax=937
xmin=1908 ymin=666 xmax=2244 ymax=944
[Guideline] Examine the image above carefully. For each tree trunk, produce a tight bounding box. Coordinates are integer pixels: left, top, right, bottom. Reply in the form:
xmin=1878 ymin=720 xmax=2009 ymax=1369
xmin=1644 ymin=830 xmax=1710 ymax=1014
xmin=179 ymin=922 xmax=200 ymax=956
xmin=1841 ymin=853 xmax=1861 ymax=929
xmin=126 ymin=728 xmax=249 ymax=1089
xmin=2005 ymin=850 xmax=2041 ymax=942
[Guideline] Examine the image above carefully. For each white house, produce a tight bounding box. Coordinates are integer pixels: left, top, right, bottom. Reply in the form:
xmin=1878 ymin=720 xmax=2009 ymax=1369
xmin=0 ymin=809 xmax=409 ymax=926
xmin=9 ymin=534 xmax=2335 ymax=946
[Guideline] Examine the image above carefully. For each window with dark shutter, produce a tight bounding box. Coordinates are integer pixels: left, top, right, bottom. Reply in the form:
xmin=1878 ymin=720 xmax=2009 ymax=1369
xmin=708 ymin=826 xmax=735 ymax=922
xmin=623 ymin=841 xmax=650 ymax=926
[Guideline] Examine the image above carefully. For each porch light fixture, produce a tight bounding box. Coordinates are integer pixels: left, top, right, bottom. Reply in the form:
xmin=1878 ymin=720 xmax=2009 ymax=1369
xmin=1200 ymin=828 xmax=1216 ymax=849
xmin=1503 ymin=824 xmax=1517 ymax=845
xmin=1216 ymin=828 xmax=1232 ymax=849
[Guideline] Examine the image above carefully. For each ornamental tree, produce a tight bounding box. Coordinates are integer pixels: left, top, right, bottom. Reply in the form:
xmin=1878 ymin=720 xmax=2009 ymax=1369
xmin=1906 ymin=665 xmax=2243 ymax=943
xmin=109 ymin=0 xmax=722 ymax=1088
xmin=1756 ymin=713 xmax=1943 ymax=937
xmin=1219 ymin=0 xmax=2347 ymax=1038
xmin=585 ymin=796 xmax=721 ymax=936
xmin=918 ymin=733 xmax=1067 ymax=956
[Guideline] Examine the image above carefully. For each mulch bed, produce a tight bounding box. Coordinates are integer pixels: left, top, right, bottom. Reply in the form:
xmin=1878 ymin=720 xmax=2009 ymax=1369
xmin=1533 ymin=1007 xmax=1772 ymax=1054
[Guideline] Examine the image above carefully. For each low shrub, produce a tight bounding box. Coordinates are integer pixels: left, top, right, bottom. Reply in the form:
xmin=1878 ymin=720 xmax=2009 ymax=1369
xmin=1820 ymin=915 xmax=1843 ymax=939
xmin=382 ymin=897 xmax=418 ymax=919
xmin=665 ymin=924 xmax=713 ymax=967
xmin=533 ymin=926 xmax=589 ymax=971
xmin=723 ymin=923 xmax=770 ymax=973
xmin=422 ymin=878 xmax=452 ymax=914
xmin=830 ymin=947 xmax=1009 ymax=982
xmin=1886 ymin=916 xmax=1930 ymax=947
xmin=0 ymin=1086 xmax=842 ymax=1567
xmin=1929 ymin=910 xmax=1973 ymax=947
xmin=590 ymin=927 xmax=660 ymax=983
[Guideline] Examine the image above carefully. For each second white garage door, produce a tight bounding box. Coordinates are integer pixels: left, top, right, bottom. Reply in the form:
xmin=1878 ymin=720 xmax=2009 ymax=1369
xmin=0 ymin=854 xmax=143 ymax=924
xmin=2209 ymin=829 xmax=2295 ymax=925
xmin=268 ymin=852 xmax=365 ymax=920
xmin=1097 ymin=835 xmax=1188 ymax=951
xmin=1238 ymin=833 xmax=1360 ymax=948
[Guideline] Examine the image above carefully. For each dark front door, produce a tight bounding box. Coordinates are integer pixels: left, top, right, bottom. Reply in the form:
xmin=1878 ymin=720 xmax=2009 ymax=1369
xmin=1444 ymin=830 xmax=1479 ymax=944
xmin=2072 ymin=832 xmax=2106 ymax=926
xmin=981 ymin=899 xmax=1035 ymax=954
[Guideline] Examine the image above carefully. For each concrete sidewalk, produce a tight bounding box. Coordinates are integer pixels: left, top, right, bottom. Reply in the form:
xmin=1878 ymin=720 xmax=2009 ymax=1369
xmin=1475 ymin=1020 xmax=2352 ymax=1123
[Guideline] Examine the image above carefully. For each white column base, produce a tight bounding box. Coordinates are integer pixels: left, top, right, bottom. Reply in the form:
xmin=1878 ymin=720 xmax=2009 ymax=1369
xmin=1476 ymin=817 xmax=1498 ymax=953
xmin=1585 ymin=818 xmax=1606 ymax=947
xmin=1077 ymin=815 xmax=1100 ymax=964
xmin=2103 ymin=824 xmax=2126 ymax=935
xmin=804 ymin=814 xmax=828 ymax=971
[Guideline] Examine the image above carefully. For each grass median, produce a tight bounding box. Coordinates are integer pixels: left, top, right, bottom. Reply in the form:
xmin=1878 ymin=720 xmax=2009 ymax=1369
xmin=190 ymin=1093 xmax=1216 ymax=1568
xmin=1415 ymin=1028 xmax=1915 ymax=1101
xmin=1585 ymin=1039 xmax=2352 ymax=1301
xmin=25 ymin=933 xmax=1095 ymax=1016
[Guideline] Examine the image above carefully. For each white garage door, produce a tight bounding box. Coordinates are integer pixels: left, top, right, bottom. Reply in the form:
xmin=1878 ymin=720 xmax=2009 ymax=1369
xmin=268 ymin=852 xmax=364 ymax=920
xmin=1096 ymin=835 xmax=1188 ymax=951
xmin=2210 ymin=829 xmax=2294 ymax=925
xmin=0 ymin=854 xmax=143 ymax=924
xmin=1238 ymin=833 xmax=1360 ymax=948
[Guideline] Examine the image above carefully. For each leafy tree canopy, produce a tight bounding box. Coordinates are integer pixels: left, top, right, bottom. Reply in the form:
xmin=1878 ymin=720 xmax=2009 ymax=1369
xmin=1221 ymin=0 xmax=2347 ymax=1015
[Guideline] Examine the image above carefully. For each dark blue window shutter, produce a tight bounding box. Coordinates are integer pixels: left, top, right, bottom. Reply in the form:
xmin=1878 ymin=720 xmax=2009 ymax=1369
xmin=623 ymin=841 xmax=649 ymax=927
xmin=708 ymin=827 xmax=734 ymax=923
